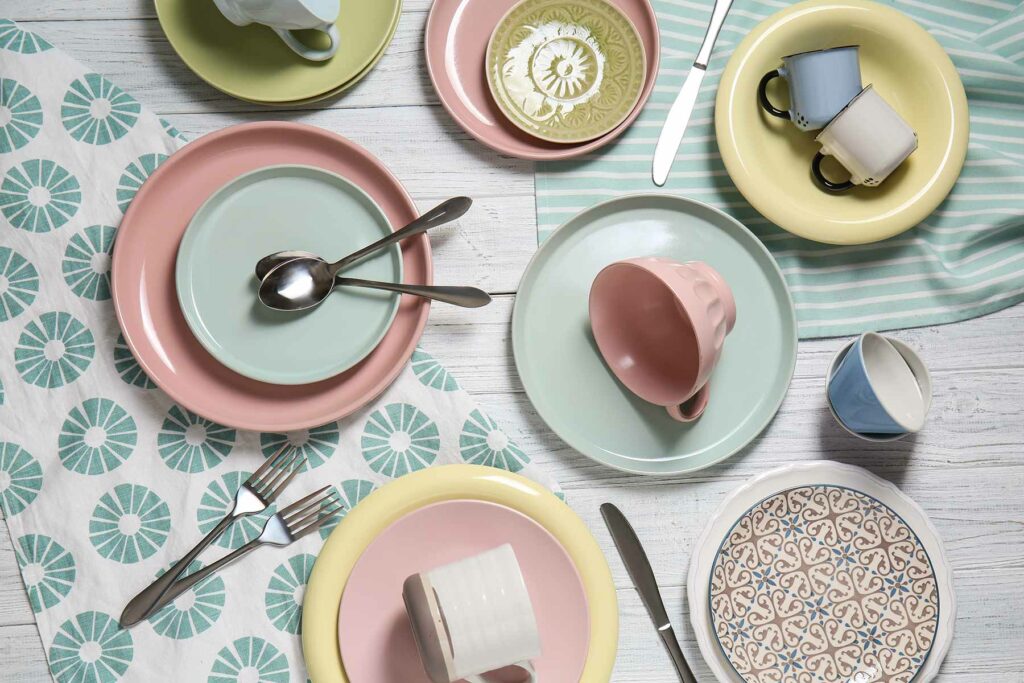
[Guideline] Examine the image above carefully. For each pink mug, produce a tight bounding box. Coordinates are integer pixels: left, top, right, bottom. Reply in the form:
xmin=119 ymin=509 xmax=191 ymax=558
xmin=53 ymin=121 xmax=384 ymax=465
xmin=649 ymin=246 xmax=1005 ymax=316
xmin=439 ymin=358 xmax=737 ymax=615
xmin=589 ymin=257 xmax=737 ymax=422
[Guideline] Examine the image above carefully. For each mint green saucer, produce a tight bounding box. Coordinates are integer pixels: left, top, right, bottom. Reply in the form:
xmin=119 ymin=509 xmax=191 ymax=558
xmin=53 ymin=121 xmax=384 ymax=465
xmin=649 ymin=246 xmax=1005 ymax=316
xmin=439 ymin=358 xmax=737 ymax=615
xmin=176 ymin=165 xmax=402 ymax=385
xmin=511 ymin=195 xmax=797 ymax=475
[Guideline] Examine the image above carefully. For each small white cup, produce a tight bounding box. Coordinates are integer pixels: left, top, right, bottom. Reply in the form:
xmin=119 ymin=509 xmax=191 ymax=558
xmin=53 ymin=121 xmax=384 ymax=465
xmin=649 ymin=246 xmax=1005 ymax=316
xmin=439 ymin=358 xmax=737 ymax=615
xmin=812 ymin=85 xmax=918 ymax=191
xmin=213 ymin=0 xmax=341 ymax=62
xmin=403 ymin=545 xmax=541 ymax=683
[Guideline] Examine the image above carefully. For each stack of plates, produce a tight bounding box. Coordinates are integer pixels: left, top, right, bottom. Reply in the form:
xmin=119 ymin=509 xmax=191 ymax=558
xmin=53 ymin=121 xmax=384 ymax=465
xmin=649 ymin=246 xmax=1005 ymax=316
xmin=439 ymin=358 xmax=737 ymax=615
xmin=154 ymin=0 xmax=402 ymax=104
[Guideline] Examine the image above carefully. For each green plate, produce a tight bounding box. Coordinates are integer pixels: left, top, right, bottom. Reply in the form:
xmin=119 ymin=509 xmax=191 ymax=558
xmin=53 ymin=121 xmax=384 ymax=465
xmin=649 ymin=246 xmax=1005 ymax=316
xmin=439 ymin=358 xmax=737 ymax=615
xmin=155 ymin=0 xmax=401 ymax=103
xmin=176 ymin=165 xmax=402 ymax=385
xmin=486 ymin=0 xmax=647 ymax=144
xmin=511 ymin=195 xmax=797 ymax=475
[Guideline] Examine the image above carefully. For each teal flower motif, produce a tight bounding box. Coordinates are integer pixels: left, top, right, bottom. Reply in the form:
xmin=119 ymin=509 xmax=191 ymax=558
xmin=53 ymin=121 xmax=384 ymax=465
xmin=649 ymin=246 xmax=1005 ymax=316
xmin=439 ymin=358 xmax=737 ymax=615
xmin=59 ymin=398 xmax=137 ymax=475
xmin=361 ymin=403 xmax=440 ymax=477
xmin=265 ymin=554 xmax=315 ymax=634
xmin=198 ymin=472 xmax=274 ymax=550
xmin=0 ymin=20 xmax=52 ymax=54
xmin=209 ymin=636 xmax=289 ymax=683
xmin=49 ymin=611 xmax=132 ymax=683
xmin=63 ymin=224 xmax=116 ymax=300
xmin=158 ymin=405 xmax=235 ymax=473
xmin=15 ymin=534 xmax=75 ymax=613
xmin=0 ymin=78 xmax=42 ymax=153
xmin=147 ymin=560 xmax=225 ymax=639
xmin=0 ymin=246 xmax=39 ymax=322
xmin=318 ymin=479 xmax=376 ymax=540
xmin=116 ymin=153 xmax=166 ymax=213
xmin=113 ymin=333 xmax=155 ymax=389
xmin=89 ymin=484 xmax=170 ymax=564
xmin=15 ymin=311 xmax=95 ymax=388
xmin=260 ymin=422 xmax=339 ymax=472
xmin=411 ymin=348 xmax=459 ymax=391
xmin=0 ymin=158 xmax=81 ymax=232
xmin=459 ymin=409 xmax=529 ymax=473
xmin=0 ymin=441 xmax=42 ymax=516
xmin=160 ymin=118 xmax=188 ymax=142
xmin=61 ymin=73 xmax=140 ymax=145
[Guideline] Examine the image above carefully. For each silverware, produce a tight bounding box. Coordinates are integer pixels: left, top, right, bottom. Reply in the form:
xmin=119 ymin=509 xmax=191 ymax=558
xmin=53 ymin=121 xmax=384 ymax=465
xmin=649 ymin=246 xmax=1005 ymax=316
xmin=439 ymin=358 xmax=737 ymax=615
xmin=140 ymin=486 xmax=343 ymax=619
xmin=255 ymin=250 xmax=490 ymax=308
xmin=651 ymin=0 xmax=734 ymax=187
xmin=600 ymin=503 xmax=698 ymax=683
xmin=119 ymin=447 xmax=306 ymax=627
xmin=256 ymin=196 xmax=472 ymax=311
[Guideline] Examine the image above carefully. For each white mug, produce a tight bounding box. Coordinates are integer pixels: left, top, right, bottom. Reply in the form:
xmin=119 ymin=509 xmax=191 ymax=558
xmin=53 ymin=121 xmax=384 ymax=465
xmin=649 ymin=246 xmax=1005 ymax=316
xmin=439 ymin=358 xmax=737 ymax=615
xmin=403 ymin=545 xmax=541 ymax=683
xmin=812 ymin=85 xmax=918 ymax=191
xmin=212 ymin=0 xmax=341 ymax=62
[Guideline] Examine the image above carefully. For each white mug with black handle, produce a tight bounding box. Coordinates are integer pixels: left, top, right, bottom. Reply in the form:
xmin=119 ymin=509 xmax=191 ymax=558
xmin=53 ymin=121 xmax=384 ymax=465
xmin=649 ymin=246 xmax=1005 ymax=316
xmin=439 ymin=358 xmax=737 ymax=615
xmin=213 ymin=0 xmax=341 ymax=62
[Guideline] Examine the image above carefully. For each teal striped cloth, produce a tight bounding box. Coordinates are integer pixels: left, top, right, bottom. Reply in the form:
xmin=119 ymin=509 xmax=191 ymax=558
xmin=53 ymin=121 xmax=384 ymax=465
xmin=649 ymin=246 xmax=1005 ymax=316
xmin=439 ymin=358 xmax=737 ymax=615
xmin=536 ymin=0 xmax=1024 ymax=338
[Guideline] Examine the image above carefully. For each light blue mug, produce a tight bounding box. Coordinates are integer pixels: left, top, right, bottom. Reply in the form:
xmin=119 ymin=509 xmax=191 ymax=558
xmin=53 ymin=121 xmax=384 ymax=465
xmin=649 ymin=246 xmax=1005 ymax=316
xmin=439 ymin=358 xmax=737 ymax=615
xmin=827 ymin=333 xmax=928 ymax=435
xmin=757 ymin=45 xmax=863 ymax=131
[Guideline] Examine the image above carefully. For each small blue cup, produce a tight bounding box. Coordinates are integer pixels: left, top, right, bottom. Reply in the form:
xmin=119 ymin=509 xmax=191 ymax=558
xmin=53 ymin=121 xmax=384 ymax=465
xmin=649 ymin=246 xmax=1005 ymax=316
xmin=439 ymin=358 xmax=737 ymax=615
xmin=827 ymin=333 xmax=928 ymax=435
xmin=757 ymin=45 xmax=863 ymax=131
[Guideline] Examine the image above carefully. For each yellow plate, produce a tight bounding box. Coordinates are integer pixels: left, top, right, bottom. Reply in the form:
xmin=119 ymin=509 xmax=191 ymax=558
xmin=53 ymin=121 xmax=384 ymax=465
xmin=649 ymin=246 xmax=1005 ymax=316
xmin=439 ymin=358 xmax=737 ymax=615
xmin=301 ymin=465 xmax=618 ymax=682
xmin=715 ymin=0 xmax=969 ymax=245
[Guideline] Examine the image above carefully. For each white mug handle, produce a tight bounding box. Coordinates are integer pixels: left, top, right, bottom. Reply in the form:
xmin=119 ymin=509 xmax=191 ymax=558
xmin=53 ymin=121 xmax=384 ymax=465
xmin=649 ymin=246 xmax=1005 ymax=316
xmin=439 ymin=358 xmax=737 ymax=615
xmin=462 ymin=660 xmax=536 ymax=683
xmin=272 ymin=23 xmax=340 ymax=61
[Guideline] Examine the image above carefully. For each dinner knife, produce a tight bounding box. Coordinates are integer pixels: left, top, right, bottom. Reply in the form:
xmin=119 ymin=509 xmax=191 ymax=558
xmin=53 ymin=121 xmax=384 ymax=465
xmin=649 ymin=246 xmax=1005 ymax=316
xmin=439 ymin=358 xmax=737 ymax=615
xmin=651 ymin=0 xmax=735 ymax=187
xmin=601 ymin=503 xmax=698 ymax=683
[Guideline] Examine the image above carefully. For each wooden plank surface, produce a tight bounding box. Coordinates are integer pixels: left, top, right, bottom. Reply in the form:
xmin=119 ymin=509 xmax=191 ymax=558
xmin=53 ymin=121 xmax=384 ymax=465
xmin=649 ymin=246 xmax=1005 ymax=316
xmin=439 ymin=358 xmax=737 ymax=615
xmin=2 ymin=4 xmax=1023 ymax=681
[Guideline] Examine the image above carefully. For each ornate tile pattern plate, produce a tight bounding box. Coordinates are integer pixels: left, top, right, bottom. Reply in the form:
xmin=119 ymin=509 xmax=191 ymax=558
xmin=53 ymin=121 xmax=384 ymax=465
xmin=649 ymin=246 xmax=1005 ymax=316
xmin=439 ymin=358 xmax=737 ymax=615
xmin=486 ymin=0 xmax=646 ymax=143
xmin=709 ymin=485 xmax=940 ymax=683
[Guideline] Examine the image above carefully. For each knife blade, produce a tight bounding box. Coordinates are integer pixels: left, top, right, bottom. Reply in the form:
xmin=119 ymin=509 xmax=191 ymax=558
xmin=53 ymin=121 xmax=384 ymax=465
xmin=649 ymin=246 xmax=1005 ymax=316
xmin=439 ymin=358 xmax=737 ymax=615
xmin=601 ymin=503 xmax=698 ymax=683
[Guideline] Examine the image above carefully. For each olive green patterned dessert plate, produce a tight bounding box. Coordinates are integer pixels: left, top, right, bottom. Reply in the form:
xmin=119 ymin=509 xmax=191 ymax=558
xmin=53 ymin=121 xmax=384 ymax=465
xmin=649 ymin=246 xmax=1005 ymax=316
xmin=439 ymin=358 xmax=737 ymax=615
xmin=486 ymin=0 xmax=647 ymax=144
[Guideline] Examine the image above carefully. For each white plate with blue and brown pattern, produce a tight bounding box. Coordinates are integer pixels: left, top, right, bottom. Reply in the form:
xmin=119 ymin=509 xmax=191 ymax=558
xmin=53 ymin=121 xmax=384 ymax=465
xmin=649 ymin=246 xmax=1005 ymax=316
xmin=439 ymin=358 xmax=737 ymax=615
xmin=688 ymin=461 xmax=955 ymax=683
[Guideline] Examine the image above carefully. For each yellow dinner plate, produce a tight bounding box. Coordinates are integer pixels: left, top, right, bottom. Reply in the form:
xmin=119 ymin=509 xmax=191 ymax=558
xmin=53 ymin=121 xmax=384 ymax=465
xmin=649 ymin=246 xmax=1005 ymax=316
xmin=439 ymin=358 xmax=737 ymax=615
xmin=715 ymin=0 xmax=969 ymax=245
xmin=302 ymin=465 xmax=618 ymax=683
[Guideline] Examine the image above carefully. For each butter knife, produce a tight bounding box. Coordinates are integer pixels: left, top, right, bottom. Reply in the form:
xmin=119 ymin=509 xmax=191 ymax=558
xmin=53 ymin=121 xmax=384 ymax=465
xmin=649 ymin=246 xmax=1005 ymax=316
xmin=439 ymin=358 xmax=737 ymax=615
xmin=651 ymin=0 xmax=734 ymax=186
xmin=601 ymin=503 xmax=697 ymax=683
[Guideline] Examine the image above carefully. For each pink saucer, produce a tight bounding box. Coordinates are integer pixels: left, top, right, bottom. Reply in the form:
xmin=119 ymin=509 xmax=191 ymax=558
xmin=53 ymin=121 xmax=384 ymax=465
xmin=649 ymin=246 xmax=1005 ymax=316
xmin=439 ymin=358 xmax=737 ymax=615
xmin=425 ymin=0 xmax=660 ymax=160
xmin=111 ymin=122 xmax=431 ymax=431
xmin=337 ymin=500 xmax=590 ymax=682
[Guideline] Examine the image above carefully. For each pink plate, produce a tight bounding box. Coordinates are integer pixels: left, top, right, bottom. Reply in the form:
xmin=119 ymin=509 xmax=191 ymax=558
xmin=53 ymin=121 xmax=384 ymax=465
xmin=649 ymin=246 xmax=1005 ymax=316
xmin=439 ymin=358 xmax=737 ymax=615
xmin=337 ymin=500 xmax=590 ymax=682
xmin=425 ymin=0 xmax=660 ymax=160
xmin=111 ymin=122 xmax=431 ymax=431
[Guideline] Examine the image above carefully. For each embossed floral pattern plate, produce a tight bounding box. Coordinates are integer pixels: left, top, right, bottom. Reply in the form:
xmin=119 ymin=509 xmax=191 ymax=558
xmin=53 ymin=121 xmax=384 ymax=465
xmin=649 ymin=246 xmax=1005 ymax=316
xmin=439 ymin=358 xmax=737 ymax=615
xmin=486 ymin=0 xmax=646 ymax=143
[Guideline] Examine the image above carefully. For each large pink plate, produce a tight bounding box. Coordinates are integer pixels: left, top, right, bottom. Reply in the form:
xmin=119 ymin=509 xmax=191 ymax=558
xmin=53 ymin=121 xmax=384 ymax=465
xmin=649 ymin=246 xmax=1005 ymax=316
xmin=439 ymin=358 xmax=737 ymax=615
xmin=111 ymin=122 xmax=431 ymax=431
xmin=337 ymin=500 xmax=590 ymax=682
xmin=425 ymin=0 xmax=660 ymax=160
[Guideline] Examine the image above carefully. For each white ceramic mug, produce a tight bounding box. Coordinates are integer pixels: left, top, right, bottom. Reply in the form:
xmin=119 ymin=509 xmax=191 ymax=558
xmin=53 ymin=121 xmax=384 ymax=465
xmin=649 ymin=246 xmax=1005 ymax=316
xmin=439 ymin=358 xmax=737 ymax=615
xmin=212 ymin=0 xmax=341 ymax=61
xmin=403 ymin=545 xmax=541 ymax=683
xmin=812 ymin=85 xmax=918 ymax=191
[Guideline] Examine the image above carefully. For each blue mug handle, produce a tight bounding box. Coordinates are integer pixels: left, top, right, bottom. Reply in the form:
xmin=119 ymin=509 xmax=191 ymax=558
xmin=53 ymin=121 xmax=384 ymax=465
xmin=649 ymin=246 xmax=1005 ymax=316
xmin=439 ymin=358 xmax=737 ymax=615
xmin=757 ymin=69 xmax=791 ymax=120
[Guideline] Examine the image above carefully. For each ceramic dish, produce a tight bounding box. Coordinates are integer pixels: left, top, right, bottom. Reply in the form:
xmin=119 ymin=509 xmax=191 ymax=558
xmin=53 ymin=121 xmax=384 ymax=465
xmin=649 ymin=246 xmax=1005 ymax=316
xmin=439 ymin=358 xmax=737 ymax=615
xmin=511 ymin=195 xmax=797 ymax=475
xmin=176 ymin=165 xmax=402 ymax=385
xmin=337 ymin=499 xmax=590 ymax=682
xmin=111 ymin=122 xmax=430 ymax=431
xmin=688 ymin=461 xmax=956 ymax=683
xmin=425 ymin=0 xmax=659 ymax=160
xmin=715 ymin=0 xmax=968 ymax=245
xmin=302 ymin=465 xmax=617 ymax=683
xmin=485 ymin=0 xmax=646 ymax=144
xmin=154 ymin=0 xmax=401 ymax=103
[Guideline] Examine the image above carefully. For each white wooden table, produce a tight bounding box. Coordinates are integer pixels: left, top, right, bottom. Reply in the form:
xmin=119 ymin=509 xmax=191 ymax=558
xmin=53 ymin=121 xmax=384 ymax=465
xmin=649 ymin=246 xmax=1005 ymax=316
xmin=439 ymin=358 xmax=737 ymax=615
xmin=3 ymin=3 xmax=1023 ymax=681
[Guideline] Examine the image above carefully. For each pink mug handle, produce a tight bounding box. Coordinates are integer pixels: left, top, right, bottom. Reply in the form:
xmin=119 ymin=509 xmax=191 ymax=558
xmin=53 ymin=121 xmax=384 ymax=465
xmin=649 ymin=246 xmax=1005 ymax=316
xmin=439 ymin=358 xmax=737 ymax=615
xmin=665 ymin=382 xmax=710 ymax=422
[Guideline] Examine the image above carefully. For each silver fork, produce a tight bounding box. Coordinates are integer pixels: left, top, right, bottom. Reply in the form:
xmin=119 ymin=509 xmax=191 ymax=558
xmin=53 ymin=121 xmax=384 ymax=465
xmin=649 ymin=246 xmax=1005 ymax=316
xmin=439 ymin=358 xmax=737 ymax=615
xmin=140 ymin=486 xmax=343 ymax=618
xmin=119 ymin=446 xmax=306 ymax=626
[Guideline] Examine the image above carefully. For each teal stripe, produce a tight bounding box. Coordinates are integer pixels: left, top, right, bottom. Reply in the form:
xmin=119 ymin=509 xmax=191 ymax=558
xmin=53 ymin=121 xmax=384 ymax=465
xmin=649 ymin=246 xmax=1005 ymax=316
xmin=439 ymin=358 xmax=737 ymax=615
xmin=536 ymin=0 xmax=1024 ymax=338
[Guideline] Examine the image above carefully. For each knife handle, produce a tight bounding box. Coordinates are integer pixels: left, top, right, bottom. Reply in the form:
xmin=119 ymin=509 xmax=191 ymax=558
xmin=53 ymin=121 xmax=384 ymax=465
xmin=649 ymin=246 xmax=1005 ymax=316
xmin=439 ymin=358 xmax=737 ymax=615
xmin=695 ymin=0 xmax=735 ymax=68
xmin=660 ymin=625 xmax=699 ymax=683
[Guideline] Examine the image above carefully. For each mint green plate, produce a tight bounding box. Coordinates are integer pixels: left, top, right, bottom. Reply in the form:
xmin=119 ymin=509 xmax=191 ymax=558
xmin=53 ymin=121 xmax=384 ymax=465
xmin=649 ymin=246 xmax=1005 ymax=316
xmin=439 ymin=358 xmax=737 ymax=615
xmin=176 ymin=165 xmax=402 ymax=385
xmin=511 ymin=195 xmax=797 ymax=475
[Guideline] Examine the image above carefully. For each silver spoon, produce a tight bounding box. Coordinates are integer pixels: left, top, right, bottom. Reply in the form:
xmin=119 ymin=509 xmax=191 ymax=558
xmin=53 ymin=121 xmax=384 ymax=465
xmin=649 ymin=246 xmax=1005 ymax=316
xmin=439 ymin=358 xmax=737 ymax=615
xmin=254 ymin=195 xmax=470 ymax=287
xmin=257 ymin=250 xmax=490 ymax=308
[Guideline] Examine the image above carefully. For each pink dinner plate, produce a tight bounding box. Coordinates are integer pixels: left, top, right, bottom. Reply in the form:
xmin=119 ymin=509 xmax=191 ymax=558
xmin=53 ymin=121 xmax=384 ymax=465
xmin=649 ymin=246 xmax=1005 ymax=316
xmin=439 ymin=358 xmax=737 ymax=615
xmin=337 ymin=499 xmax=590 ymax=682
xmin=425 ymin=0 xmax=660 ymax=160
xmin=111 ymin=121 xmax=431 ymax=431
